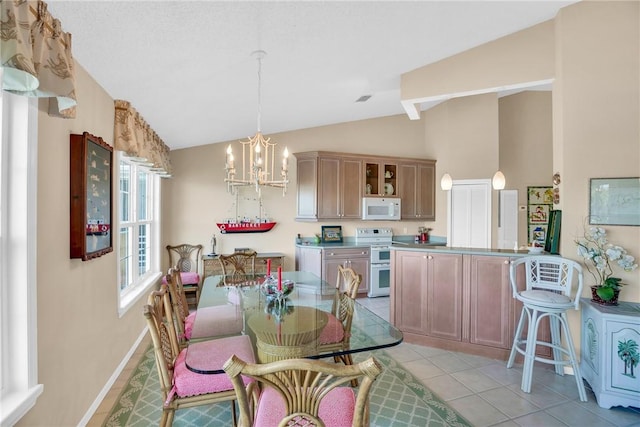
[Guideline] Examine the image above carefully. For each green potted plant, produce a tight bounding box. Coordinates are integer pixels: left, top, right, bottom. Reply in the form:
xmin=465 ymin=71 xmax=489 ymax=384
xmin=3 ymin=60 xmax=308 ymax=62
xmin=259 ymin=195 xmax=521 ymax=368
xmin=575 ymin=225 xmax=637 ymax=305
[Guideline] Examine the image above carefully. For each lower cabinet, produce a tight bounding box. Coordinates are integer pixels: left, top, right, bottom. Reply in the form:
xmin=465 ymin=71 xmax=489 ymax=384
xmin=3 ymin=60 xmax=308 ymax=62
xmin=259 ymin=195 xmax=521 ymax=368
xmin=202 ymin=252 xmax=285 ymax=278
xmin=580 ymin=299 xmax=640 ymax=409
xmin=392 ymin=251 xmax=546 ymax=360
xmin=295 ymin=246 xmax=369 ymax=295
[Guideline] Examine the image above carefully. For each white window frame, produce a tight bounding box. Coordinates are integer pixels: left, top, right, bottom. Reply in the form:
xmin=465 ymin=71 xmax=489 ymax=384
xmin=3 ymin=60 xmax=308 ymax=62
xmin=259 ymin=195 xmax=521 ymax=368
xmin=117 ymin=154 xmax=161 ymax=316
xmin=0 ymin=84 xmax=44 ymax=425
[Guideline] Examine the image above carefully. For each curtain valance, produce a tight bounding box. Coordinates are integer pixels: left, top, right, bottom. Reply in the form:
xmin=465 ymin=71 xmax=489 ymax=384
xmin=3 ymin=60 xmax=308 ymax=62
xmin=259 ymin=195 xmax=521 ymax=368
xmin=1 ymin=0 xmax=77 ymax=118
xmin=114 ymin=100 xmax=172 ymax=177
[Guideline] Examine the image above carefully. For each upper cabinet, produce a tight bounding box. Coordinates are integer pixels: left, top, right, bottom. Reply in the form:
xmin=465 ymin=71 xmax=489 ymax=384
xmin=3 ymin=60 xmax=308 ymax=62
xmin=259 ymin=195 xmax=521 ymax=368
xmin=397 ymin=161 xmax=436 ymax=221
xmin=294 ymin=152 xmax=363 ymax=221
xmin=294 ymin=151 xmax=435 ymax=221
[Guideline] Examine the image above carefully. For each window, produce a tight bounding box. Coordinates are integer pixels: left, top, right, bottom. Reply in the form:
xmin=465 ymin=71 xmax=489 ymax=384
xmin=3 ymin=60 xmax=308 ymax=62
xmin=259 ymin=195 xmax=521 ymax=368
xmin=0 ymin=85 xmax=43 ymax=425
xmin=117 ymin=155 xmax=161 ymax=315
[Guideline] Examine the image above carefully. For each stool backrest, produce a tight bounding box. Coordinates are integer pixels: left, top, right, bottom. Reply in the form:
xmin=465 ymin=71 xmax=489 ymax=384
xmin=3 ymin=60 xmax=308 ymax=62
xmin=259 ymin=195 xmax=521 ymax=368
xmin=510 ymin=256 xmax=583 ymax=309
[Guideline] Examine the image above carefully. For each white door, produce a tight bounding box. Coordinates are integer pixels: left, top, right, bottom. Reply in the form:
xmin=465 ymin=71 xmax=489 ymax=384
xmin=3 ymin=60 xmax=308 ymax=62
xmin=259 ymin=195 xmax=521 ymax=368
xmin=447 ymin=180 xmax=491 ymax=248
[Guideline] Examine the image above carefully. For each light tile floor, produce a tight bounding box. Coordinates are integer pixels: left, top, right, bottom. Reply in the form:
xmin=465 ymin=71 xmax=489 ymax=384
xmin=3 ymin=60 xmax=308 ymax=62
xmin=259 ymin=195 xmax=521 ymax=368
xmin=356 ymin=296 xmax=640 ymax=427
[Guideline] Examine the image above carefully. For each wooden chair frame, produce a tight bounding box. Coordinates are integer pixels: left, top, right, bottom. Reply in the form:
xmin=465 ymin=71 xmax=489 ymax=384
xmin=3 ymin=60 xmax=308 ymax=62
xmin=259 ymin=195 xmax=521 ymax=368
xmin=164 ymin=267 xmax=191 ymax=346
xmin=223 ymin=354 xmax=382 ymax=427
xmin=218 ymin=251 xmax=257 ymax=285
xmin=144 ymin=285 xmax=240 ymax=426
xmin=166 ymin=243 xmax=203 ymax=306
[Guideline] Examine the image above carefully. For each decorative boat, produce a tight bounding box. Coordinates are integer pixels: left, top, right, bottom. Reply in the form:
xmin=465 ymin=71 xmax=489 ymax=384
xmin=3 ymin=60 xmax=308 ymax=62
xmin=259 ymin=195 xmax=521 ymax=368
xmin=217 ymin=221 xmax=276 ymax=234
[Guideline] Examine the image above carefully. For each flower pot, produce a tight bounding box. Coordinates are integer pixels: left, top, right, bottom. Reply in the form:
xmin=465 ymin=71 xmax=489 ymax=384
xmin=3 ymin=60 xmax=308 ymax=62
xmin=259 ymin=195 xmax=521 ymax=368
xmin=590 ymin=286 xmax=620 ymax=306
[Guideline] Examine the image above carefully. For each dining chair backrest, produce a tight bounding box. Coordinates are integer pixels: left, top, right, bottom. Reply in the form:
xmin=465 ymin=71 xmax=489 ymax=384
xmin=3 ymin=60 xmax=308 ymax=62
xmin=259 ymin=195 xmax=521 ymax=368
xmin=510 ymin=255 xmax=583 ymax=310
xmin=223 ymin=354 xmax=382 ymax=427
xmin=218 ymin=251 xmax=257 ymax=283
xmin=166 ymin=243 xmax=203 ymax=276
xmin=336 ymin=265 xmax=361 ymax=299
xmin=165 ymin=267 xmax=191 ymax=341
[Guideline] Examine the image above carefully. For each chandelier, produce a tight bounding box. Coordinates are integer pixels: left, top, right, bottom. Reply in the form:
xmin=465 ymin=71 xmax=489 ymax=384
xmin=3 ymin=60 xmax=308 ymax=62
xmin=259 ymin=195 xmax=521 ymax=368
xmin=224 ymin=50 xmax=289 ymax=196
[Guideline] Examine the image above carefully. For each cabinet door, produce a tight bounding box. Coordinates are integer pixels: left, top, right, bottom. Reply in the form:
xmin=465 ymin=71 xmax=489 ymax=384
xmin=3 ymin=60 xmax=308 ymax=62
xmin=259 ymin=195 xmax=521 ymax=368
xmin=255 ymin=255 xmax=284 ymax=275
xmin=342 ymin=159 xmax=363 ymax=218
xmin=348 ymin=257 xmax=370 ymax=294
xmin=398 ymin=164 xmax=417 ymax=218
xmin=392 ymin=251 xmax=427 ymax=333
xmin=416 ymin=162 xmax=435 ymax=220
xmin=317 ymin=157 xmax=341 ymax=218
xmin=469 ymin=255 xmax=512 ymax=348
xmin=296 ymin=247 xmax=323 ymax=278
xmin=426 ymin=253 xmax=463 ymax=341
xmin=295 ymin=156 xmax=318 ymax=219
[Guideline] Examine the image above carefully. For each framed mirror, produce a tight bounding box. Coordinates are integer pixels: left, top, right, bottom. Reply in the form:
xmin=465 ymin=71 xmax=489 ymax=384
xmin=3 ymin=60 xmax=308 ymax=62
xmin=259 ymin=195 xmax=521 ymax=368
xmin=70 ymin=132 xmax=113 ymax=260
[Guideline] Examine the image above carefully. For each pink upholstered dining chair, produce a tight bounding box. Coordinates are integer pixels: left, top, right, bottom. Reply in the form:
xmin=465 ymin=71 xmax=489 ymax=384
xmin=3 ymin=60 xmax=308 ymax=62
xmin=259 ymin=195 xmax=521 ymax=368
xmin=318 ymin=266 xmax=361 ymax=380
xmin=144 ymin=285 xmax=256 ymax=426
xmin=166 ymin=243 xmax=203 ymax=308
xmin=223 ymin=354 xmax=382 ymax=427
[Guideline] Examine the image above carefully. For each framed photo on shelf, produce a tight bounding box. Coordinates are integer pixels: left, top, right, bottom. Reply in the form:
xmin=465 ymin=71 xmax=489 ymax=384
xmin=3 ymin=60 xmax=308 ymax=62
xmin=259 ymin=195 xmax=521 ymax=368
xmin=321 ymin=225 xmax=343 ymax=243
xmin=70 ymin=132 xmax=113 ymax=261
xmin=589 ymin=177 xmax=640 ymax=226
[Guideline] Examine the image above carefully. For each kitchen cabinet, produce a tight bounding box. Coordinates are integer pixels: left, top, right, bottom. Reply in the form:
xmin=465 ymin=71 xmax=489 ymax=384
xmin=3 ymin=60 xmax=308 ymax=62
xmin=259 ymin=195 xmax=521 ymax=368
xmin=397 ymin=161 xmax=436 ymax=220
xmin=392 ymin=250 xmax=546 ymax=360
xmin=364 ymin=160 xmax=397 ymax=196
xmin=323 ymin=247 xmax=370 ymax=295
xmin=293 ymin=151 xmax=436 ymax=221
xmin=295 ymin=246 xmax=322 ymax=278
xmin=203 ymin=253 xmax=285 ymax=278
xmin=293 ymin=152 xmax=362 ymax=220
xmin=392 ymin=250 xmax=463 ymax=340
xmin=580 ymin=299 xmax=640 ymax=409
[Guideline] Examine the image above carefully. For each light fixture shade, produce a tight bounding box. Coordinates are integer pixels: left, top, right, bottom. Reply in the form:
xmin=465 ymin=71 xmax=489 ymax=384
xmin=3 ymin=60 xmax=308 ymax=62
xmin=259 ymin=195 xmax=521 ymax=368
xmin=492 ymin=170 xmax=506 ymax=190
xmin=441 ymin=173 xmax=453 ymax=191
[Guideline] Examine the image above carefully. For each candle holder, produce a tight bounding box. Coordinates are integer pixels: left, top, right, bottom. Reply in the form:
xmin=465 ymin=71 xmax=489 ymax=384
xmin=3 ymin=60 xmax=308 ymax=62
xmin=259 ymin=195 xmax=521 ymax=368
xmin=261 ymin=277 xmax=294 ymax=304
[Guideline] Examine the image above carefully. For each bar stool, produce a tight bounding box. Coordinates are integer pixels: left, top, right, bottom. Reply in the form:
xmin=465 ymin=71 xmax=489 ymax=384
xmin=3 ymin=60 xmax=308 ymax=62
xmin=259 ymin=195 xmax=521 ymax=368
xmin=507 ymin=256 xmax=587 ymax=401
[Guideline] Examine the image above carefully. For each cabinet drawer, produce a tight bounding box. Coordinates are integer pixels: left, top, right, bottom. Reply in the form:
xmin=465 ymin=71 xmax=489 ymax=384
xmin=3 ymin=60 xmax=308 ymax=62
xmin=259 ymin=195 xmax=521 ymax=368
xmin=323 ymin=248 xmax=369 ymax=259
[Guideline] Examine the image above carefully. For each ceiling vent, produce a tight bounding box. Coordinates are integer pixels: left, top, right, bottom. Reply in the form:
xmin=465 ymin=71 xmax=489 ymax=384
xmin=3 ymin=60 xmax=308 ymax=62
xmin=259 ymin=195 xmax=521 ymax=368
xmin=355 ymin=95 xmax=372 ymax=103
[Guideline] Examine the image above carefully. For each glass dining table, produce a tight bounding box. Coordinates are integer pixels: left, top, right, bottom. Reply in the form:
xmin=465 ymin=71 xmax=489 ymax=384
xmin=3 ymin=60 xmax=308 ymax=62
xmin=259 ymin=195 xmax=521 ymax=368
xmin=185 ymin=271 xmax=403 ymax=374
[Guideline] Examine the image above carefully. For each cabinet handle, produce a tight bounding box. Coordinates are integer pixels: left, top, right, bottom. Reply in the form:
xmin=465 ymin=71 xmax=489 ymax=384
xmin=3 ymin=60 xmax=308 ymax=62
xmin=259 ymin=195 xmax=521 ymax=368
xmin=427 ymin=255 xmax=433 ymax=260
xmin=504 ymin=260 xmax=509 ymax=264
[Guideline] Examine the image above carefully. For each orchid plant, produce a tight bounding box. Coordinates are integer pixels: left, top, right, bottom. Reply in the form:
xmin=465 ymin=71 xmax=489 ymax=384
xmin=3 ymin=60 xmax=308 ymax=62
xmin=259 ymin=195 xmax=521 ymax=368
xmin=575 ymin=225 xmax=638 ymax=302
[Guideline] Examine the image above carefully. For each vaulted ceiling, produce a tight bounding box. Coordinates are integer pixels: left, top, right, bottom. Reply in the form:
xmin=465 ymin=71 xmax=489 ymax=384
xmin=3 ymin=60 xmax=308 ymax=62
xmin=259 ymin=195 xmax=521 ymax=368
xmin=47 ymin=1 xmax=576 ymax=150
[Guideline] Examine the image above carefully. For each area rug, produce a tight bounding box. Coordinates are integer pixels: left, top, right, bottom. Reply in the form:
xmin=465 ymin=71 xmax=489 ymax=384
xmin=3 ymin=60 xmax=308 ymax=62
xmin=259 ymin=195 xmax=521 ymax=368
xmin=103 ymin=329 xmax=472 ymax=427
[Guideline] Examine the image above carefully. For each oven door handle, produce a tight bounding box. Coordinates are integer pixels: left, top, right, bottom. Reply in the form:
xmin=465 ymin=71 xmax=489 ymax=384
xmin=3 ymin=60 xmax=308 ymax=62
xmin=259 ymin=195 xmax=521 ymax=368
xmin=371 ymin=263 xmax=391 ymax=268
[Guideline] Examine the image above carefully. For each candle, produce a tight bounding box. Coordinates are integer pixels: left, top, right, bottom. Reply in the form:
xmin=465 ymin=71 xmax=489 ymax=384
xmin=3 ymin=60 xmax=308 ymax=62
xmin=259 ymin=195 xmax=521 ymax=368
xmin=267 ymin=259 xmax=271 ymax=276
xmin=277 ymin=266 xmax=282 ymax=290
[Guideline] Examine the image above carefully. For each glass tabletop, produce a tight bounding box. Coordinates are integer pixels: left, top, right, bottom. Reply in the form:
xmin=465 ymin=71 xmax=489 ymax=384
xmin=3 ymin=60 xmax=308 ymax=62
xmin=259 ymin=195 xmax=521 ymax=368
xmin=185 ymin=271 xmax=403 ymax=374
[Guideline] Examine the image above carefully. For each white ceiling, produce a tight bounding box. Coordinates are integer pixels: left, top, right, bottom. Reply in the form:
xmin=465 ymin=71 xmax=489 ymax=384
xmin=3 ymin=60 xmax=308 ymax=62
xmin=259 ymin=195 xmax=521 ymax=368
xmin=46 ymin=1 xmax=576 ymax=151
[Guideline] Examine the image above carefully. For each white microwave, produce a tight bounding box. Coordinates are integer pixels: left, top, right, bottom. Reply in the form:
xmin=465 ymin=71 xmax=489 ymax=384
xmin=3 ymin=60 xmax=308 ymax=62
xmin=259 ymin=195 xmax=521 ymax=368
xmin=362 ymin=197 xmax=401 ymax=220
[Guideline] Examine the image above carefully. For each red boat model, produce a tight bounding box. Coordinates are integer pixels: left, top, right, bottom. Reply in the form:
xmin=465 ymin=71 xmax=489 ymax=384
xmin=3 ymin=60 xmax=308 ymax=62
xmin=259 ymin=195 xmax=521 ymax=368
xmin=217 ymin=221 xmax=276 ymax=234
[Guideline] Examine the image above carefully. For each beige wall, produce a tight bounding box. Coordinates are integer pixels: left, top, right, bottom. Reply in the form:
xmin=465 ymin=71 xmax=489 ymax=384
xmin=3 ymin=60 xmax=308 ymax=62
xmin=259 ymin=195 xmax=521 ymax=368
xmin=19 ymin=64 xmax=150 ymax=426
xmin=499 ymin=91 xmax=554 ymax=247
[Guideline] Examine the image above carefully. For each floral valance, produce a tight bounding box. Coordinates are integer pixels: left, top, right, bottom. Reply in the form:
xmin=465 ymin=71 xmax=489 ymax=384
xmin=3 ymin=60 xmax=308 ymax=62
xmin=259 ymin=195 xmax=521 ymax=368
xmin=114 ymin=100 xmax=172 ymax=177
xmin=1 ymin=0 xmax=77 ymax=118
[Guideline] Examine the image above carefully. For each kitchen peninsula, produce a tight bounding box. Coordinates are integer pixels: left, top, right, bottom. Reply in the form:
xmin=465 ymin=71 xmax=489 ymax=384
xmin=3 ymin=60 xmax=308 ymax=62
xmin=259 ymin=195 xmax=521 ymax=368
xmin=390 ymin=245 xmax=542 ymax=360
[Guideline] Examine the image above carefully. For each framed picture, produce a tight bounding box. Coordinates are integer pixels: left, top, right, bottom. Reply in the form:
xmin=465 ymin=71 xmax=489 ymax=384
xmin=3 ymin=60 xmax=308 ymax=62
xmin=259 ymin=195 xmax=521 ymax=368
xmin=545 ymin=210 xmax=562 ymax=254
xmin=589 ymin=177 xmax=640 ymax=226
xmin=70 ymin=132 xmax=113 ymax=261
xmin=527 ymin=186 xmax=553 ymax=245
xmin=321 ymin=225 xmax=343 ymax=243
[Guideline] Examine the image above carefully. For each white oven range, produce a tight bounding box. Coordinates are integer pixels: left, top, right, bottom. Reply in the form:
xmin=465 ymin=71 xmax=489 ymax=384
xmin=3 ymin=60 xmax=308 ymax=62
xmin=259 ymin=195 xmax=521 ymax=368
xmin=355 ymin=227 xmax=393 ymax=297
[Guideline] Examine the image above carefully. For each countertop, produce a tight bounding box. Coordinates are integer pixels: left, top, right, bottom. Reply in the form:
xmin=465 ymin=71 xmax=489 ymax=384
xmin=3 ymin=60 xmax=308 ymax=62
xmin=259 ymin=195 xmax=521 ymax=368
xmin=390 ymin=243 xmax=532 ymax=257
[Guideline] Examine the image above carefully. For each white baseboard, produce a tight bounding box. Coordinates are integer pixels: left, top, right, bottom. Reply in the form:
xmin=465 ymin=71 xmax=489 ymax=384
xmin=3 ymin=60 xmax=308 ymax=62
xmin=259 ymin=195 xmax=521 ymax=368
xmin=77 ymin=327 xmax=149 ymax=427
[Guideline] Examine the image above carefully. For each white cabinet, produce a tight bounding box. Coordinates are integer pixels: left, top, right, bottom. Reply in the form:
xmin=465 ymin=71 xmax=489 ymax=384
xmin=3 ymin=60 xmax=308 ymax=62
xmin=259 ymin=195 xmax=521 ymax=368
xmin=580 ymin=298 xmax=640 ymax=409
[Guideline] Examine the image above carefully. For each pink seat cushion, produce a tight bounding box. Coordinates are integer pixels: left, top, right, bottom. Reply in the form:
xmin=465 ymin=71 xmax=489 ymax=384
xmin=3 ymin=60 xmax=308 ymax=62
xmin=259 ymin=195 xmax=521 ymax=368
xmin=319 ymin=313 xmax=345 ymax=345
xmin=183 ymin=312 xmax=196 ymax=340
xmin=254 ymin=385 xmax=355 ymax=426
xmin=180 ymin=272 xmax=200 ymax=286
xmin=172 ymin=335 xmax=255 ymax=399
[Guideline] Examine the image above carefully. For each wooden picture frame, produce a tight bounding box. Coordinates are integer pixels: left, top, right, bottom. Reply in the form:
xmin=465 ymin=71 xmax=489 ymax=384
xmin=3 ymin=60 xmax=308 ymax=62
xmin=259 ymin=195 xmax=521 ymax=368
xmin=70 ymin=132 xmax=113 ymax=260
xmin=544 ymin=210 xmax=562 ymax=255
xmin=321 ymin=225 xmax=343 ymax=243
xmin=589 ymin=177 xmax=640 ymax=226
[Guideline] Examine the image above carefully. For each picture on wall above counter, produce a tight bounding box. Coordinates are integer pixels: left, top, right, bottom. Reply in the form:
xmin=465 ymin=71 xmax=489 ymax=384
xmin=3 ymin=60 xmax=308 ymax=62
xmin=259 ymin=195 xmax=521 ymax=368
xmin=527 ymin=186 xmax=553 ymax=246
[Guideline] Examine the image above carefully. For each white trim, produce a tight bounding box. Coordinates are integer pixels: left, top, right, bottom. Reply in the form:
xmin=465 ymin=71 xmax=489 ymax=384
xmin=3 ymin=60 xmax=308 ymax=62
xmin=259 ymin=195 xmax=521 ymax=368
xmin=78 ymin=327 xmax=149 ymax=426
xmin=447 ymin=179 xmax=492 ymax=248
xmin=0 ymin=92 xmax=43 ymax=426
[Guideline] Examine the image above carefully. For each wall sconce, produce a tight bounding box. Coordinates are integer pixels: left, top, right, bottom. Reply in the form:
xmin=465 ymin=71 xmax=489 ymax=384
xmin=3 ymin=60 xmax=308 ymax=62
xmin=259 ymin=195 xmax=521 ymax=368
xmin=441 ymin=173 xmax=453 ymax=191
xmin=492 ymin=170 xmax=506 ymax=190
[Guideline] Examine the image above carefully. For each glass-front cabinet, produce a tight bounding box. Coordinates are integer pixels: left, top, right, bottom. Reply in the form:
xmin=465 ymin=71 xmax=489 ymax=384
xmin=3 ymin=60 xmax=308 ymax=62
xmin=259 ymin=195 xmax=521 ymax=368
xmin=364 ymin=161 xmax=397 ymax=197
